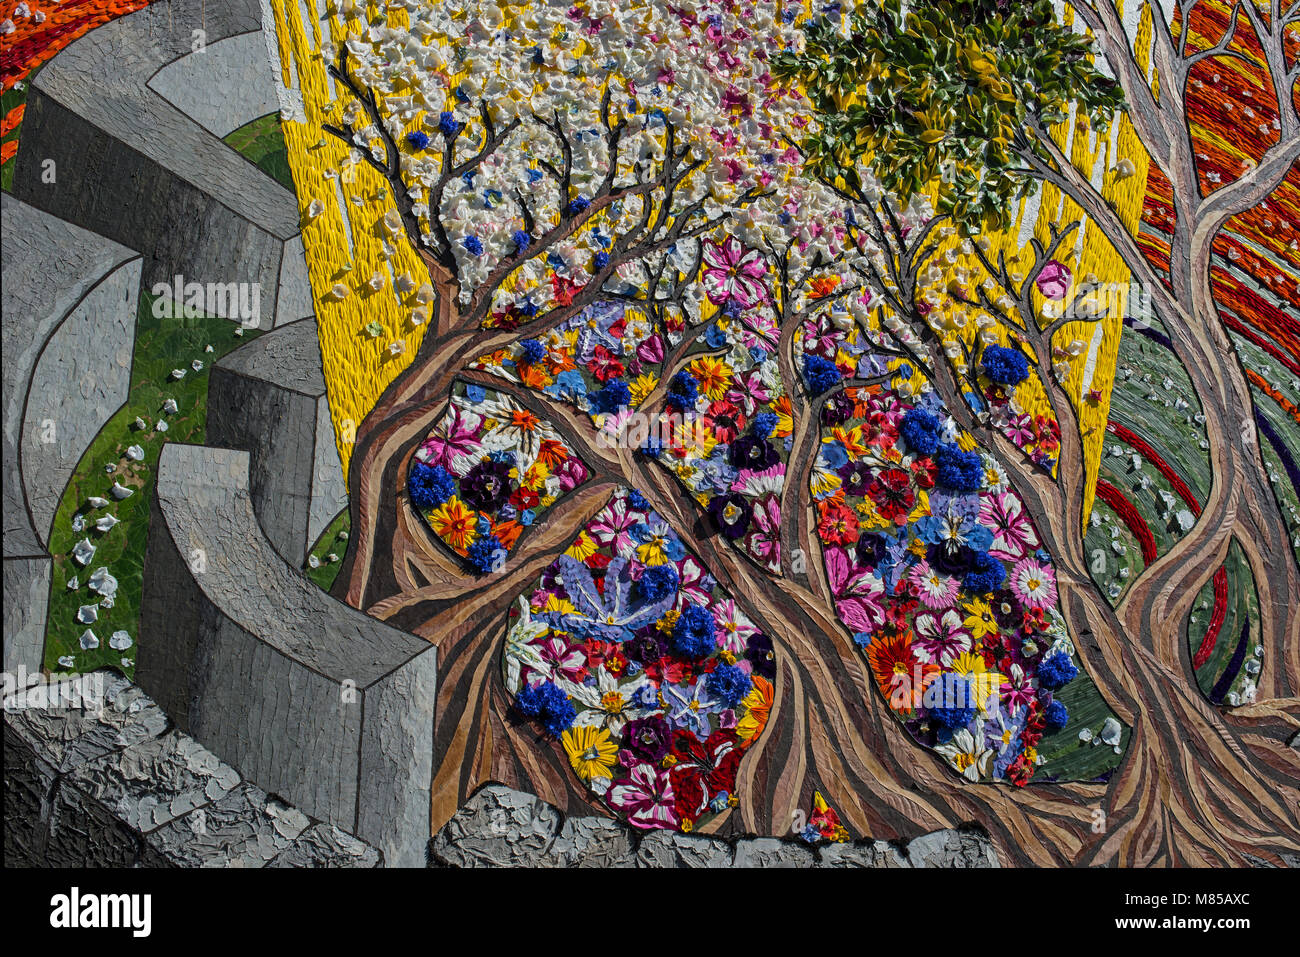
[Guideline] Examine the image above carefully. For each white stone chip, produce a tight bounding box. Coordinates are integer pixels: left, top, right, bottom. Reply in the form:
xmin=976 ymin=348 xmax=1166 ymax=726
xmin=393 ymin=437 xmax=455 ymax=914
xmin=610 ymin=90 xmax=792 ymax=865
xmin=76 ymin=604 xmax=98 ymax=624
xmin=109 ymin=631 xmax=134 ymax=651
xmin=88 ymin=567 xmax=118 ymax=597
xmin=111 ymin=482 xmax=134 ymax=500
xmin=126 ymin=444 xmax=145 ymax=461
xmin=72 ymin=538 xmax=96 ymax=565
xmin=79 ymin=629 xmax=100 ymax=650
xmin=1099 ymin=717 xmax=1122 ymax=746
xmin=95 ymin=514 xmax=119 ymax=532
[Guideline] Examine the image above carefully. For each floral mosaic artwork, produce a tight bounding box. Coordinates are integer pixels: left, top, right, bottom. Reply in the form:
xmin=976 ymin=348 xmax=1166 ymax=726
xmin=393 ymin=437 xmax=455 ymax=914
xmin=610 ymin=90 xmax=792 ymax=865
xmin=502 ymin=488 xmax=774 ymax=832
xmin=7 ymin=0 xmax=1297 ymax=876
xmin=410 ymin=382 xmax=590 ymax=570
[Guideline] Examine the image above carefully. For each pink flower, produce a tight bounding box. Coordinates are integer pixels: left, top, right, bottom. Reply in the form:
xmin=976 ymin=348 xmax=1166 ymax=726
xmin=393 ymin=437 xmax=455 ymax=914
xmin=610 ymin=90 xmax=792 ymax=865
xmin=589 ymin=497 xmax=638 ymax=553
xmin=418 ymin=403 xmax=484 ymax=476
xmin=1035 ymin=260 xmax=1073 ymax=301
xmin=701 ymin=236 xmax=768 ymax=307
xmin=913 ymin=610 xmax=972 ymax=666
xmin=745 ymin=494 xmax=782 ymax=572
xmin=825 ymin=546 xmax=887 ymax=633
xmin=608 ymin=762 xmax=679 ymax=830
xmin=980 ymin=492 xmax=1040 ymax=562
xmin=1011 ymin=557 xmax=1058 ymax=609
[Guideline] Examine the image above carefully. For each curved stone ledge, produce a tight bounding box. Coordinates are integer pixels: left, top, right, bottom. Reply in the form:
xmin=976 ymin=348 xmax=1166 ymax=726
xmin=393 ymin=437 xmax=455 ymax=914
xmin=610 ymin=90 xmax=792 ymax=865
xmin=207 ymin=317 xmax=346 ymax=565
xmin=137 ymin=443 xmax=435 ymax=866
xmin=10 ymin=0 xmax=304 ymax=330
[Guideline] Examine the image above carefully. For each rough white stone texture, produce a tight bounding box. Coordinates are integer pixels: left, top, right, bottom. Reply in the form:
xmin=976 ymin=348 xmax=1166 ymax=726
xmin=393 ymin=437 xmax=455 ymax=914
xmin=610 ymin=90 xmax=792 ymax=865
xmin=1 ymin=194 xmax=138 ymax=557
xmin=818 ymin=839 xmax=912 ymax=868
xmin=147 ymin=31 xmax=280 ymax=138
xmin=431 ymin=785 xmax=564 ymax=867
xmin=904 ymin=828 xmax=1001 ymax=868
xmin=137 ymin=443 xmax=435 ymax=867
xmin=4 ymin=671 xmax=382 ymax=866
xmin=141 ymin=783 xmax=310 ymax=867
xmin=21 ymin=259 xmax=140 ymax=542
xmin=733 ymin=836 xmax=818 ymax=868
xmin=62 ymin=729 xmax=242 ymax=834
xmin=269 ymin=823 xmax=382 ymax=868
xmin=4 ymin=672 xmax=168 ymax=774
xmin=206 ymin=319 xmax=344 ymax=565
xmin=635 ymin=829 xmax=735 ymax=868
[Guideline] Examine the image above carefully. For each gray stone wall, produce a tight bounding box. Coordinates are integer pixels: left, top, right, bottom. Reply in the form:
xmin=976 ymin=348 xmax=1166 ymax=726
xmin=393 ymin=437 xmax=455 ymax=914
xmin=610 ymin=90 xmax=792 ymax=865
xmin=137 ymin=444 xmax=435 ymax=867
xmin=206 ymin=318 xmax=346 ymax=565
xmin=10 ymin=2 xmax=301 ymax=331
xmin=3 ymin=672 xmax=380 ymax=867
xmin=431 ymin=785 xmax=1001 ymax=868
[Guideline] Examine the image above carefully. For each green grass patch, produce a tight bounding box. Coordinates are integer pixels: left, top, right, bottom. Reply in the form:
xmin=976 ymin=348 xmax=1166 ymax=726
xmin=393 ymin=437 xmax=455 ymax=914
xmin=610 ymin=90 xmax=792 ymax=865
xmin=223 ymin=112 xmax=295 ymax=193
xmin=43 ymin=293 xmax=261 ymax=678
xmin=304 ymin=508 xmax=351 ymax=592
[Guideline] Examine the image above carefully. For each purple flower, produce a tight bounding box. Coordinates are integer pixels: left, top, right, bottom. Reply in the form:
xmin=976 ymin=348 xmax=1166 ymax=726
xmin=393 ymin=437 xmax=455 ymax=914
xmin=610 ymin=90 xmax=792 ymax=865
xmin=706 ymin=492 xmax=752 ymax=539
xmin=1035 ymin=260 xmax=1072 ymax=300
xmin=623 ymin=715 xmax=672 ymax=763
xmin=460 ymin=458 xmax=514 ymax=511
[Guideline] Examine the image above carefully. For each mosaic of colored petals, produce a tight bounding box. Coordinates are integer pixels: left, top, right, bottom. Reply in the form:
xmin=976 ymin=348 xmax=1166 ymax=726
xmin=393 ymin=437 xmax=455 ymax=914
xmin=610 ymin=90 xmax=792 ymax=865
xmin=409 ymin=383 xmax=589 ymax=570
xmin=502 ymin=487 xmax=774 ymax=833
xmin=814 ymin=385 xmax=1079 ymax=785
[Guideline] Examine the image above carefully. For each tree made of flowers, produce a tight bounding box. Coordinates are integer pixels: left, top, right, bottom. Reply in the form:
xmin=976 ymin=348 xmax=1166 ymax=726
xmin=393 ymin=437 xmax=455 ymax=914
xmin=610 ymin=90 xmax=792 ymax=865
xmin=318 ymin=0 xmax=1298 ymax=863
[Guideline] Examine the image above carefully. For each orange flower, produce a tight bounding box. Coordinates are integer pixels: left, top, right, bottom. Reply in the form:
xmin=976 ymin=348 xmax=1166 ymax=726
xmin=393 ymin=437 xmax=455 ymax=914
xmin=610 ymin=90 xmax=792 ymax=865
xmin=509 ymin=408 xmax=540 ymax=432
xmin=536 ymin=438 xmax=569 ymax=470
xmin=736 ymin=675 xmax=774 ymax=742
xmin=428 ymin=497 xmax=477 ymax=553
xmin=492 ymin=518 xmax=523 ymax=551
xmin=808 ymin=275 xmax=840 ymax=299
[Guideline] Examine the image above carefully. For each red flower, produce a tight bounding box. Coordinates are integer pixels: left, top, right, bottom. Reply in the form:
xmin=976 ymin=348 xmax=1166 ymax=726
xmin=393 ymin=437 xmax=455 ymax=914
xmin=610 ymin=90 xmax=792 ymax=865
xmin=668 ymin=729 xmax=742 ymax=823
xmin=817 ymin=500 xmax=861 ymax=545
xmin=510 ymin=487 xmax=541 ymax=510
xmin=586 ymin=345 xmax=625 ymax=382
xmin=867 ymin=468 xmax=916 ymax=525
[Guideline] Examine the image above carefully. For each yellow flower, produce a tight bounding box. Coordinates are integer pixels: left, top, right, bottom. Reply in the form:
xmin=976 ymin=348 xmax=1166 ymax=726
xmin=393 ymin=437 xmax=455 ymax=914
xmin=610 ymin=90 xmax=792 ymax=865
xmin=690 ymin=355 xmax=733 ymax=400
xmin=428 ymin=497 xmax=477 ymax=552
xmin=957 ymin=431 xmax=979 ymax=452
xmin=656 ymin=610 xmax=680 ymax=634
xmin=542 ymin=594 xmax=577 ymax=617
xmin=963 ymin=599 xmax=999 ymax=641
xmin=566 ymin=531 xmax=599 ymax=561
xmin=628 ymin=373 xmax=659 ymax=406
xmin=562 ymin=725 xmax=618 ymax=783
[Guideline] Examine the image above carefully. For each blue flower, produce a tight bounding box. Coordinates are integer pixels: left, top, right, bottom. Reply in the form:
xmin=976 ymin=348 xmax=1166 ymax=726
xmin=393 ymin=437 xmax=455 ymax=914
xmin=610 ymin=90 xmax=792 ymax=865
xmin=437 ymin=111 xmax=461 ymax=136
xmin=462 ymin=235 xmax=484 ymax=256
xmin=516 ymin=679 xmax=575 ymax=735
xmin=900 ymin=408 xmax=942 ymax=456
xmin=962 ymin=551 xmax=1006 ymax=594
xmin=512 ymin=229 xmax=532 ymax=253
xmin=566 ymin=196 xmax=590 ymax=215
xmin=671 ymin=603 xmax=717 ymax=659
xmin=408 ymin=462 xmax=456 ymax=510
xmin=638 ymin=564 xmax=679 ymax=602
xmin=928 ymin=674 xmax=977 ymax=730
xmin=706 ymin=663 xmax=752 ymax=708
xmin=1043 ymin=699 xmax=1069 ymax=730
xmin=704 ymin=323 xmax=729 ymax=348
xmin=593 ymin=251 xmax=611 ymax=270
xmin=405 ymin=130 xmax=430 ymax=151
xmin=466 ymin=536 xmax=505 ymax=574
xmin=626 ymin=490 xmax=651 ymax=511
xmin=753 ymin=411 xmax=778 ymax=439
xmin=934 ymin=443 xmax=983 ymax=492
xmin=803 ymin=354 xmax=841 ymax=393
xmin=540 ymin=556 xmax=675 ymax=642
xmin=519 ymin=338 xmax=546 ymax=364
xmin=1037 ymin=651 xmax=1079 ymax=690
xmin=981 ymin=344 xmax=1030 ymax=386
xmin=465 ymin=383 xmax=487 ymax=405
xmin=818 ymin=440 xmax=849 ymax=471
xmin=590 ymin=378 xmax=632 ymax=413
xmin=667 ymin=371 xmax=699 ymax=408
xmin=749 ymin=346 xmax=768 ymax=364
